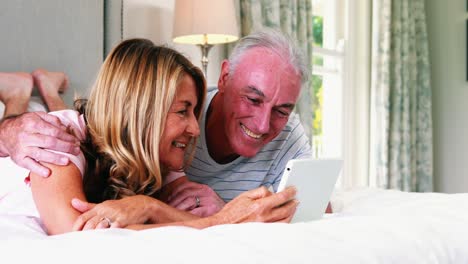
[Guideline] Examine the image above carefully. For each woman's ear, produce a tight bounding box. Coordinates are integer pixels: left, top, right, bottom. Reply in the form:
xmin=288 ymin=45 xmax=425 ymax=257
xmin=217 ymin=60 xmax=230 ymax=93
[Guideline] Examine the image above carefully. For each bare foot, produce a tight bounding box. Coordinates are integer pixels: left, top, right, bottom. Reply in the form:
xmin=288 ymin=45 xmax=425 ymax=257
xmin=32 ymin=69 xmax=68 ymax=111
xmin=32 ymin=68 xmax=69 ymax=95
xmin=0 ymin=72 xmax=33 ymax=104
xmin=0 ymin=72 xmax=33 ymax=117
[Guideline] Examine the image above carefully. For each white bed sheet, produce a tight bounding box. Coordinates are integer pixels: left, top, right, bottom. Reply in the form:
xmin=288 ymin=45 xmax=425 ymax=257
xmin=1 ymin=187 xmax=467 ymax=264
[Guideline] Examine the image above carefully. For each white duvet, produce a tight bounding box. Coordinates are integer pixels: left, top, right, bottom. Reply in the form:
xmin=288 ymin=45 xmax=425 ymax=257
xmin=1 ymin=187 xmax=467 ymax=264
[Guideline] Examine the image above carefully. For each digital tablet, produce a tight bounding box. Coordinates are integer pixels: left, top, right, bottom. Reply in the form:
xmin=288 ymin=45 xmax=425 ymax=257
xmin=276 ymin=158 xmax=342 ymax=223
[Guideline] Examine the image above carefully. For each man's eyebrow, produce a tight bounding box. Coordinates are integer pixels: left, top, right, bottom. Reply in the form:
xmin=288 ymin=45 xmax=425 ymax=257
xmin=275 ymin=103 xmax=295 ymax=110
xmin=244 ymin=86 xmax=265 ymax=97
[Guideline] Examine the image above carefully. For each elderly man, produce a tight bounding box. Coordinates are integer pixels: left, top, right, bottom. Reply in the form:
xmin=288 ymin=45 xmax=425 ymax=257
xmin=183 ymin=29 xmax=311 ymax=202
xmin=0 ymin=29 xmax=317 ymax=224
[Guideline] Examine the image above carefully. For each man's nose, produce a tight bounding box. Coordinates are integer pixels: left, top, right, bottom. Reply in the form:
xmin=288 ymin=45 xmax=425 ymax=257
xmin=255 ymin=108 xmax=271 ymax=134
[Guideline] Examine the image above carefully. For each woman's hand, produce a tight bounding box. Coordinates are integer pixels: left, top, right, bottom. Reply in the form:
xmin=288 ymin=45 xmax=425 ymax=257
xmin=71 ymin=195 xmax=158 ymax=231
xmin=159 ymin=176 xmax=225 ymax=217
xmin=214 ymin=186 xmax=299 ymax=224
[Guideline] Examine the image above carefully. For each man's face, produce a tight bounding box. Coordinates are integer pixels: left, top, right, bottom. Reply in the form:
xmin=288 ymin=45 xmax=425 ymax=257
xmin=218 ymin=47 xmax=302 ymax=157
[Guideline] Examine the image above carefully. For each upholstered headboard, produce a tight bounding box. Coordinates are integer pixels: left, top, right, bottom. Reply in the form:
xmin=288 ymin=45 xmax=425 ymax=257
xmin=0 ymin=0 xmax=122 ymax=108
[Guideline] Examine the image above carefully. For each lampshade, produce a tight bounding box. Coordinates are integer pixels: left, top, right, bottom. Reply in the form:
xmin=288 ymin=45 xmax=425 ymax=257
xmin=172 ymin=0 xmax=239 ymax=45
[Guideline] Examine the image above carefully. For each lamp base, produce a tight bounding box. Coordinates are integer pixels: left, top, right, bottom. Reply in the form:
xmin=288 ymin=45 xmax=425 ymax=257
xmin=197 ymin=43 xmax=213 ymax=78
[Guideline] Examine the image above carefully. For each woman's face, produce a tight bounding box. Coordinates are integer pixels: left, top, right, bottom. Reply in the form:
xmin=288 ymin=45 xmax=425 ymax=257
xmin=159 ymin=75 xmax=200 ymax=170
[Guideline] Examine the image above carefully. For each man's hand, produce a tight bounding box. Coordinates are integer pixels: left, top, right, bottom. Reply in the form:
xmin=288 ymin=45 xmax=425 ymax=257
xmin=0 ymin=112 xmax=80 ymax=177
xmin=214 ymin=186 xmax=299 ymax=224
xmin=71 ymin=196 xmax=156 ymax=230
xmin=160 ymin=177 xmax=225 ymax=217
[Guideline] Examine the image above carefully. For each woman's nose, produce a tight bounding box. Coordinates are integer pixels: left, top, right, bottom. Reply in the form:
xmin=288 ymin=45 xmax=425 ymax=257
xmin=187 ymin=115 xmax=200 ymax=137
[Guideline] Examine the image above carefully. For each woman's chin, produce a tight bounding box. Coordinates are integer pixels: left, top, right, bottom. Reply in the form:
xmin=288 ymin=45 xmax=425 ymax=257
xmin=163 ymin=161 xmax=184 ymax=171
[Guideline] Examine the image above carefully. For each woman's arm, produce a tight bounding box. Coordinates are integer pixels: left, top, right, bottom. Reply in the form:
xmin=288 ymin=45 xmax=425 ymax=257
xmin=71 ymin=195 xmax=200 ymax=231
xmin=30 ymin=162 xmax=86 ymax=235
xmin=71 ymin=176 xmax=224 ymax=230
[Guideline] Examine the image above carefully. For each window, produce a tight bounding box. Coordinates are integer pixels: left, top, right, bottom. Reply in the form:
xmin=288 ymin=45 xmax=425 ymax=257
xmin=311 ymin=0 xmax=345 ymax=160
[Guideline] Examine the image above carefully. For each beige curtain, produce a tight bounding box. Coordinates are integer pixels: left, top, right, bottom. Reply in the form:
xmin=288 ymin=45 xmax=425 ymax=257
xmin=370 ymin=0 xmax=433 ymax=191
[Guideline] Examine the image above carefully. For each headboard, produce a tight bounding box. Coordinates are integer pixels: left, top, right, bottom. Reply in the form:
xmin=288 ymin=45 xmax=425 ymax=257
xmin=0 ymin=0 xmax=122 ymax=108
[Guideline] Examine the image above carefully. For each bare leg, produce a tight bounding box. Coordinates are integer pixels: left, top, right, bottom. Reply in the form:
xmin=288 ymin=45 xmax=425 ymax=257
xmin=32 ymin=68 xmax=69 ymax=111
xmin=0 ymin=72 xmax=34 ymax=118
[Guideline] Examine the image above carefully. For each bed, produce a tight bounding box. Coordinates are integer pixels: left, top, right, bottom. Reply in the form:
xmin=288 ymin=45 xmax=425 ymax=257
xmin=1 ymin=2 xmax=467 ymax=263
xmin=1 ymin=187 xmax=467 ymax=264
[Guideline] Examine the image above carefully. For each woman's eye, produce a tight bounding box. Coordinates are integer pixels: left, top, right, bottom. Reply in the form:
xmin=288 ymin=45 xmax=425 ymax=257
xmin=177 ymin=109 xmax=188 ymax=115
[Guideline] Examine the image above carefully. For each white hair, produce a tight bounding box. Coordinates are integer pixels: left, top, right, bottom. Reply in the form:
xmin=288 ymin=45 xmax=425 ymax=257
xmin=228 ymin=28 xmax=310 ymax=85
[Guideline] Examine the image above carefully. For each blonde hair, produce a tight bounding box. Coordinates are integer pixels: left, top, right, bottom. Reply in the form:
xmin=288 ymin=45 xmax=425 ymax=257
xmin=77 ymin=39 xmax=206 ymax=202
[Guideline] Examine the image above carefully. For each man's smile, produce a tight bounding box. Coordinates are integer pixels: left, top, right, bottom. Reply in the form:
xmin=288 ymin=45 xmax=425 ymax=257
xmin=240 ymin=124 xmax=262 ymax=139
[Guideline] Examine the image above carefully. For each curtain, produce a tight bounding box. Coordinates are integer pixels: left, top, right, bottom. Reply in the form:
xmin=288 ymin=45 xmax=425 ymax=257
xmin=237 ymin=0 xmax=314 ymax=139
xmin=370 ymin=0 xmax=433 ymax=192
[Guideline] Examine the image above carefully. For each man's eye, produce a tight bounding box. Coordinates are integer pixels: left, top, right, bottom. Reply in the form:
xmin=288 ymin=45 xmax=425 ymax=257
xmin=275 ymin=109 xmax=289 ymax=117
xmin=247 ymin=97 xmax=260 ymax=104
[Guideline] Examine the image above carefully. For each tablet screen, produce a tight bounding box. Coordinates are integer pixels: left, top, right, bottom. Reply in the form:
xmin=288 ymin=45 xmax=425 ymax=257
xmin=277 ymin=158 xmax=342 ymax=223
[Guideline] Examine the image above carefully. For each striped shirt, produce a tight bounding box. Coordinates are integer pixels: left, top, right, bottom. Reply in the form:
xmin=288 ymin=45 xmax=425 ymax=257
xmin=186 ymin=89 xmax=312 ymax=202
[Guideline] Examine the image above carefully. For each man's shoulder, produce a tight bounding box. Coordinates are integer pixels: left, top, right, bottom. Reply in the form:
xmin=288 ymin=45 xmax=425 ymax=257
xmin=280 ymin=112 xmax=306 ymax=138
xmin=286 ymin=112 xmax=302 ymax=127
xmin=207 ymin=86 xmax=219 ymax=94
xmin=260 ymin=111 xmax=310 ymax=157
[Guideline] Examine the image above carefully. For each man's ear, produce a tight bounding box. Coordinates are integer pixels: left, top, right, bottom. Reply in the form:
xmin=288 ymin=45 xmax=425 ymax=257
xmin=217 ymin=60 xmax=230 ymax=93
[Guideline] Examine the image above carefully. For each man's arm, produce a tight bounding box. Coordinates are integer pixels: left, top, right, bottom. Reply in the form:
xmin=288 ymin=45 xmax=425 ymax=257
xmin=0 ymin=112 xmax=80 ymax=177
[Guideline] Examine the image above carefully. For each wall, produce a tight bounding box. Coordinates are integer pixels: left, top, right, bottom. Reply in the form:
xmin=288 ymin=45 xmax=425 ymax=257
xmin=123 ymin=0 xmax=226 ymax=87
xmin=426 ymin=0 xmax=468 ymax=192
xmin=0 ymin=0 xmax=103 ymax=108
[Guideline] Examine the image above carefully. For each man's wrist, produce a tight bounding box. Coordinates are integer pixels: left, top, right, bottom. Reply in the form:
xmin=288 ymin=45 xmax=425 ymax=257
xmin=0 ymin=117 xmax=12 ymax=157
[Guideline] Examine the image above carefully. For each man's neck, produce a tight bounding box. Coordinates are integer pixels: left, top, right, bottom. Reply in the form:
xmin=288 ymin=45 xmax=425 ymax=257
xmin=205 ymin=93 xmax=239 ymax=164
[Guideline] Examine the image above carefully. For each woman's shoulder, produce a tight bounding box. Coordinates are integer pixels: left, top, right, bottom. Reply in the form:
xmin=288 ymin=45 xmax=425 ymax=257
xmin=48 ymin=110 xmax=87 ymax=141
xmin=46 ymin=110 xmax=87 ymax=177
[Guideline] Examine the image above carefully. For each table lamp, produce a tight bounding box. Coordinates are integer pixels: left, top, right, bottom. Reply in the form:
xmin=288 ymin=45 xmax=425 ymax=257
xmin=172 ymin=0 xmax=239 ymax=77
